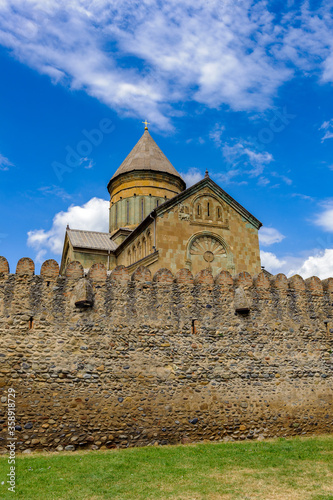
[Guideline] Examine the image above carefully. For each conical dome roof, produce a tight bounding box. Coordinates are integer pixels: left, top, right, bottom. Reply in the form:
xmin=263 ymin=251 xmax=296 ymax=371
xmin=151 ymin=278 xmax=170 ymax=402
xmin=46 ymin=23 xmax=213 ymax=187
xmin=109 ymin=130 xmax=184 ymax=184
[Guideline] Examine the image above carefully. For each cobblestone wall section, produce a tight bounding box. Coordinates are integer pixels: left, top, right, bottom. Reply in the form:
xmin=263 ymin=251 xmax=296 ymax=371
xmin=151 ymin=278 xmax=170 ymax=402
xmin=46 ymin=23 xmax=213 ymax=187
xmin=0 ymin=256 xmax=332 ymax=452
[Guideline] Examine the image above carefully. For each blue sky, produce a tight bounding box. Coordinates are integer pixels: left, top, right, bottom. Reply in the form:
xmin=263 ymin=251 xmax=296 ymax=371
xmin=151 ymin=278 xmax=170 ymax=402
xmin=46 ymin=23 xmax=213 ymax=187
xmin=1 ymin=0 xmax=333 ymax=278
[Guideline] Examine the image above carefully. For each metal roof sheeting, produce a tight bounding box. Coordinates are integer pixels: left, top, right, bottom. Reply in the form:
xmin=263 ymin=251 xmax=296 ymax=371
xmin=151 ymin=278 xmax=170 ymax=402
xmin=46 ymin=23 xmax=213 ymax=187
xmin=67 ymin=229 xmax=117 ymax=251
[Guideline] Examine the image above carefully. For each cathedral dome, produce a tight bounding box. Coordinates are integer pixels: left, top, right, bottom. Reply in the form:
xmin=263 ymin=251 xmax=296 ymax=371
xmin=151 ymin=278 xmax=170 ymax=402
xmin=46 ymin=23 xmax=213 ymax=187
xmin=108 ymin=129 xmax=184 ymax=184
xmin=107 ymin=129 xmax=186 ymax=233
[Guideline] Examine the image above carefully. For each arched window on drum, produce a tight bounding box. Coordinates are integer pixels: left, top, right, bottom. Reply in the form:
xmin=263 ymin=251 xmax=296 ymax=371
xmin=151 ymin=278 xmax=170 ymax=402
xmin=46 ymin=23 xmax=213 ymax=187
xmin=216 ymin=206 xmax=222 ymax=220
xmin=195 ymin=202 xmax=202 ymax=220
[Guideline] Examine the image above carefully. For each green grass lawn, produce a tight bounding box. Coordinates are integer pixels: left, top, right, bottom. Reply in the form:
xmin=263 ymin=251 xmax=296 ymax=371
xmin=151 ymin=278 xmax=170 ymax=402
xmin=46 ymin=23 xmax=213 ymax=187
xmin=0 ymin=435 xmax=333 ymax=499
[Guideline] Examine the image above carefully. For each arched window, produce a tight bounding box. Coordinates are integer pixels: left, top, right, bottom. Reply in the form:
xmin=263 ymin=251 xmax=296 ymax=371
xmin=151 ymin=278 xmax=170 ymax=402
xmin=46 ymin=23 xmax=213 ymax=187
xmin=126 ymin=200 xmax=130 ymax=224
xmin=141 ymin=199 xmax=144 ymax=221
xmin=137 ymin=242 xmax=141 ymax=260
xmin=217 ymin=206 xmax=222 ymax=220
xmin=128 ymin=249 xmax=131 ymax=265
xmin=133 ymin=245 xmax=137 ymax=262
xmin=147 ymin=231 xmax=152 ymax=253
xmin=143 ymin=237 xmax=146 ymax=257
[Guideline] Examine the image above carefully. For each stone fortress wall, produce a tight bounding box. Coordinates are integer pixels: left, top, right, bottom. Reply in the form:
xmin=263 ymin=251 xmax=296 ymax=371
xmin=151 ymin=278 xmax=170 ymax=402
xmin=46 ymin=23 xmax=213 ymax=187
xmin=0 ymin=255 xmax=332 ymax=452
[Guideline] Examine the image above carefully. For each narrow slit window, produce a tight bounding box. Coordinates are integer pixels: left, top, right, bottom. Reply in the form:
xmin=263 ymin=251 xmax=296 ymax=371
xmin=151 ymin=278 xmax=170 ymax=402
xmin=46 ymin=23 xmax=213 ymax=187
xmin=191 ymin=319 xmax=197 ymax=335
xmin=29 ymin=317 xmax=34 ymax=330
xmin=207 ymin=202 xmax=210 ymax=217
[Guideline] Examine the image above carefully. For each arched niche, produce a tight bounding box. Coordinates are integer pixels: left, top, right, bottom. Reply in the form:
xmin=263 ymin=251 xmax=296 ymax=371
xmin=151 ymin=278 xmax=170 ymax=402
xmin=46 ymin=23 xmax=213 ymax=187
xmin=191 ymin=192 xmax=225 ymax=223
xmin=185 ymin=231 xmax=235 ymax=276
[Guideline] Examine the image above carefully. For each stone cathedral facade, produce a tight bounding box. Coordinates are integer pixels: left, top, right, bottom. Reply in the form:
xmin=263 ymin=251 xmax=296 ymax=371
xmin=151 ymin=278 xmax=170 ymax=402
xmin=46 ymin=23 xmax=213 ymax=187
xmin=60 ymin=127 xmax=262 ymax=276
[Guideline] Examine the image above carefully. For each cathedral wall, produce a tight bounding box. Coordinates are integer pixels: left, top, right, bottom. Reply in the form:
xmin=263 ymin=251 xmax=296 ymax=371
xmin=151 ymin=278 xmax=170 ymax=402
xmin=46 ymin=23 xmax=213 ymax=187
xmin=0 ymin=256 xmax=332 ymax=452
xmin=72 ymin=250 xmax=113 ymax=271
xmin=155 ymin=188 xmax=261 ymax=275
xmin=115 ymin=187 xmax=261 ymax=276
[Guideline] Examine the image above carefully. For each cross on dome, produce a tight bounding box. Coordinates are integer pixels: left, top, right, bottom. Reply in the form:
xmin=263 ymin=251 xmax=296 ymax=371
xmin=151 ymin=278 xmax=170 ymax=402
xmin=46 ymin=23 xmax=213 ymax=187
xmin=142 ymin=119 xmax=150 ymax=130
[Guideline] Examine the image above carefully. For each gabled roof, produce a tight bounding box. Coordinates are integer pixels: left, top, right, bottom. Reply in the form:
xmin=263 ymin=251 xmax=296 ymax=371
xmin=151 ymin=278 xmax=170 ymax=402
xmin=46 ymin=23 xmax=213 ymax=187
xmin=108 ymin=130 xmax=185 ymax=188
xmin=154 ymin=176 xmax=262 ymax=229
xmin=67 ymin=229 xmax=117 ymax=251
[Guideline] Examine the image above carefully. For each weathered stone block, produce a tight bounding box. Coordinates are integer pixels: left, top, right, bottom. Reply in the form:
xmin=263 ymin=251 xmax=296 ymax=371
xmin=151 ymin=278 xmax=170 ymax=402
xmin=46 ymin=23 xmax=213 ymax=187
xmin=65 ymin=261 xmax=84 ymax=279
xmin=322 ymin=277 xmax=333 ymax=293
xmin=73 ymin=279 xmax=94 ymax=308
xmin=88 ymin=263 xmax=107 ymax=282
xmin=305 ymin=276 xmax=323 ymax=296
xmin=270 ymin=273 xmax=288 ymax=291
xmin=234 ymin=286 xmax=250 ymax=313
xmin=194 ymin=269 xmax=214 ymax=284
xmin=41 ymin=259 xmax=59 ymax=278
xmin=16 ymin=257 xmax=34 ymax=276
xmin=131 ymin=266 xmax=151 ymax=282
xmin=288 ymin=274 xmax=306 ymax=291
xmin=0 ymin=256 xmax=9 ymax=274
xmin=175 ymin=268 xmax=194 ymax=284
xmin=215 ymin=270 xmax=233 ymax=287
xmin=153 ymin=268 xmax=173 ymax=283
xmin=110 ymin=265 xmax=130 ymax=282
xmin=253 ymin=271 xmax=270 ymax=290
xmin=234 ymin=272 xmax=253 ymax=289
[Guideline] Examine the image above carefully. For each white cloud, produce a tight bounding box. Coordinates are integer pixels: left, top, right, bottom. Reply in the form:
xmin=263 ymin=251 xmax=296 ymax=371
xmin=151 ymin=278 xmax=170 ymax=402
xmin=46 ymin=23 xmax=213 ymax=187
xmin=314 ymin=201 xmax=333 ymax=232
xmin=216 ymin=168 xmax=248 ymax=186
xmin=259 ymin=227 xmax=285 ymax=246
xmin=38 ymin=186 xmax=71 ymax=201
xmin=271 ymin=172 xmax=292 ymax=185
xmin=180 ymin=167 xmax=203 ymax=187
xmin=1 ymin=1 xmax=333 ymax=127
xmin=320 ymin=120 xmax=332 ymax=130
xmin=319 ymin=119 xmax=333 ymax=142
xmin=209 ymin=124 xmax=225 ymax=147
xmin=83 ymin=158 xmax=94 ymax=169
xmin=27 ymin=197 xmax=109 ymax=261
xmin=288 ymin=249 xmax=333 ymax=280
xmin=257 ymin=176 xmax=270 ymax=187
xmin=260 ymin=250 xmax=286 ymax=271
xmin=290 ymin=193 xmax=314 ymax=201
xmin=0 ymin=153 xmax=13 ymax=171
xmin=260 ymin=246 xmax=333 ymax=280
xmin=222 ymin=141 xmax=273 ymax=181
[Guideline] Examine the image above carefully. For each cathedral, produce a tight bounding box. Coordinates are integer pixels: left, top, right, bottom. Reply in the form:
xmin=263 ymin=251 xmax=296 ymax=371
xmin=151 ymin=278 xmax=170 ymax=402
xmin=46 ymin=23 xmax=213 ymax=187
xmin=60 ymin=125 xmax=262 ymax=276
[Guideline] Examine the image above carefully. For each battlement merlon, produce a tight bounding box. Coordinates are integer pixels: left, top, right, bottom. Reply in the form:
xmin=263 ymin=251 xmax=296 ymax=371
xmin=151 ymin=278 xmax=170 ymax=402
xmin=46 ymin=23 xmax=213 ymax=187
xmin=1 ymin=256 xmax=333 ymax=331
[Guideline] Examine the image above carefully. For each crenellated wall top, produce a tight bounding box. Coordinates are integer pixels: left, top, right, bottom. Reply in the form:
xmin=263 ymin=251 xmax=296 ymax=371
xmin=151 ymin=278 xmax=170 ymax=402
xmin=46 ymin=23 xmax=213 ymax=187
xmin=0 ymin=257 xmax=332 ymax=294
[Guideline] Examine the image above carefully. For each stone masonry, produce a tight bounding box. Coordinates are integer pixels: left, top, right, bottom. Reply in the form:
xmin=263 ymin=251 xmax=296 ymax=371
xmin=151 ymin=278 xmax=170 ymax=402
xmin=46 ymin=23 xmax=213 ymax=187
xmin=0 ymin=256 xmax=332 ymax=452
